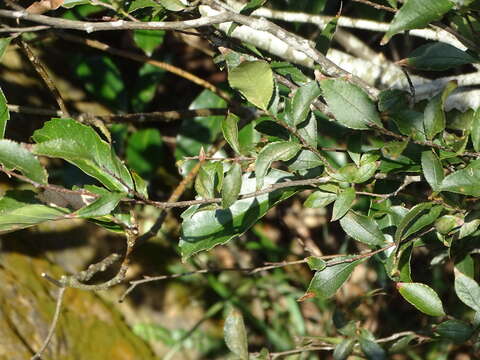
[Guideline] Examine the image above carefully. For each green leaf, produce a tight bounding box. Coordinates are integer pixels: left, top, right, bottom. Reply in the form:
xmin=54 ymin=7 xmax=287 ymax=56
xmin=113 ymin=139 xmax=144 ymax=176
xmin=228 ymin=60 xmax=274 ymax=110
xmin=131 ymin=63 xmax=165 ymax=112
xmin=320 ymin=79 xmax=382 ymax=130
xmin=158 ymin=0 xmax=185 ymax=11
xmin=386 ymin=243 xmax=413 ymax=282
xmin=240 ymin=0 xmax=267 ymax=15
xmin=454 ymin=270 xmax=480 ymax=312
xmin=126 ymin=0 xmax=157 ymax=11
xmin=305 ymin=257 xmax=365 ymax=300
xmin=195 ymin=162 xmax=223 ymax=199
xmin=0 ymin=140 xmax=48 ymax=184
xmin=224 ymin=308 xmax=248 ymax=360
xmin=0 ymin=87 xmax=9 ymax=139
xmin=359 ymin=337 xmax=386 ymax=360
xmin=333 ymin=338 xmax=355 ymax=360
xmin=316 ymin=16 xmax=338 ymax=55
xmin=307 ymin=257 xmax=327 ymax=271
xmin=297 ymin=112 xmax=318 ymax=148
xmin=397 ymin=282 xmax=446 ymax=316
xmin=0 ymin=37 xmax=11 ymax=62
xmin=289 ymin=81 xmax=321 ymax=126
xmin=287 ymin=150 xmax=323 ymax=171
xmin=440 ymin=160 xmax=480 ymax=196
xmin=382 ymin=0 xmax=454 ymax=45
xmin=175 ymin=90 xmax=226 ymax=176
xmin=180 ymin=169 xmax=297 ymax=259
xmin=331 ymin=187 xmax=355 ymax=221
xmin=340 ymin=211 xmax=386 ymax=246
xmin=435 ymin=319 xmax=473 ymax=343
xmin=304 ymin=191 xmax=336 ymax=208
xmin=222 ymin=162 xmax=242 ymax=209
xmin=222 ymin=113 xmax=242 ymax=155
xmin=73 ymin=55 xmax=127 ymax=111
xmin=402 ymin=42 xmax=477 ymax=71
xmin=395 ymin=203 xmax=442 ymax=245
xmin=459 ymin=211 xmax=480 ymax=239
xmin=133 ymin=29 xmax=165 ymax=56
xmin=421 ymin=151 xmax=444 ymax=191
xmin=255 ymin=141 xmax=301 ymax=189
xmin=435 ymin=215 xmax=461 ymax=234
xmin=75 ymin=191 xmax=126 ymax=218
xmin=389 ymin=335 xmax=416 ymax=353
xmin=424 ymin=82 xmax=457 ymax=139
xmin=270 ymin=62 xmax=309 ymax=85
xmin=471 ymin=108 xmax=480 ymax=152
xmin=0 ymin=190 xmax=69 ymax=234
xmin=131 ymin=171 xmax=149 ymax=198
xmin=126 ymin=128 xmax=163 ymax=179
xmin=32 ymin=118 xmax=134 ymax=192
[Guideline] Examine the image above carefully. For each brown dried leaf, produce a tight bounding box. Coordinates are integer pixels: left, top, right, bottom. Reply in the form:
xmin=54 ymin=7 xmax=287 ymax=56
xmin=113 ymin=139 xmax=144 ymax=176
xmin=26 ymin=0 xmax=64 ymax=14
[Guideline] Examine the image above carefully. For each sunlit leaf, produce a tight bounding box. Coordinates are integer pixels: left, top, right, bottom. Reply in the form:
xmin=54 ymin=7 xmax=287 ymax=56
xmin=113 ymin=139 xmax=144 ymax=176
xmin=224 ymin=307 xmax=248 ymax=360
xmin=304 ymin=191 xmax=336 ymax=208
xmin=305 ymin=257 xmax=365 ymax=300
xmin=255 ymin=141 xmax=301 ymax=189
xmin=454 ymin=269 xmax=480 ymax=312
xmin=32 ymin=118 xmax=134 ymax=192
xmin=331 ymin=187 xmax=355 ymax=221
xmin=397 ymin=282 xmax=445 ymax=316
xmin=180 ymin=169 xmax=298 ymax=259
xmin=222 ymin=113 xmax=242 ymax=155
xmin=75 ymin=191 xmax=126 ymax=218
xmin=423 ymin=81 xmax=457 ymax=139
xmin=222 ymin=162 xmax=242 ymax=209
xmin=0 ymin=140 xmax=47 ymax=184
xmin=340 ymin=211 xmax=386 ymax=246
xmin=421 ymin=151 xmax=444 ymax=191
xmin=382 ymin=0 xmax=453 ymax=44
xmin=289 ymin=81 xmax=321 ymax=126
xmin=228 ymin=60 xmax=273 ymax=110
xmin=320 ymin=79 xmax=382 ymax=130
xmin=0 ymin=87 xmax=9 ymax=139
xmin=440 ymin=160 xmax=480 ymax=196
xmin=0 ymin=190 xmax=69 ymax=234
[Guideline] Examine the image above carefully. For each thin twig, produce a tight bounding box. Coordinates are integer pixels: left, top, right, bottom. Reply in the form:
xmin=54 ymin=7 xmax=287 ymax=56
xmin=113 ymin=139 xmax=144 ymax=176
xmin=16 ymin=40 xmax=70 ymax=116
xmin=352 ymin=0 xmax=396 ymax=13
xmin=31 ymin=286 xmax=66 ymax=360
xmin=0 ymin=25 xmax=51 ymax=33
xmin=120 ymin=244 xmax=395 ymax=301
xmin=0 ymin=9 xmax=234 ymax=32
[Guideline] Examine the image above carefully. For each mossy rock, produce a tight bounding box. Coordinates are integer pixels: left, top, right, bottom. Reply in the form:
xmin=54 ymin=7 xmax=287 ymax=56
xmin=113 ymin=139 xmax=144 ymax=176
xmin=0 ymin=252 xmax=157 ymax=360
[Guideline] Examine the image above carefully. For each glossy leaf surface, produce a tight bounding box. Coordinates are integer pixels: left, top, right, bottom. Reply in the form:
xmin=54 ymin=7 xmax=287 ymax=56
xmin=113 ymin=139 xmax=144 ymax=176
xmin=32 ymin=118 xmax=134 ymax=192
